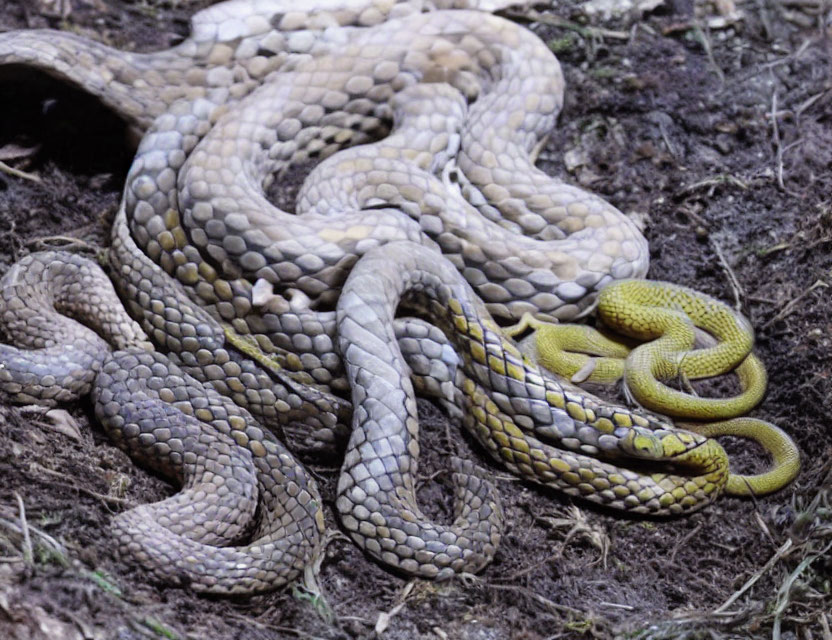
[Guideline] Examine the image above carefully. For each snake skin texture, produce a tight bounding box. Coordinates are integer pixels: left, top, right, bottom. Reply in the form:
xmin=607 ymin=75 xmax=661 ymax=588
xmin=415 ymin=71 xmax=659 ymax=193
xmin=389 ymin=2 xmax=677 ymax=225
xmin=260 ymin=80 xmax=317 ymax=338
xmin=0 ymin=253 xmax=323 ymax=594
xmin=334 ymin=242 xmax=733 ymax=577
xmin=124 ymin=8 xmax=647 ymax=329
xmin=0 ymin=0 xmax=748 ymax=592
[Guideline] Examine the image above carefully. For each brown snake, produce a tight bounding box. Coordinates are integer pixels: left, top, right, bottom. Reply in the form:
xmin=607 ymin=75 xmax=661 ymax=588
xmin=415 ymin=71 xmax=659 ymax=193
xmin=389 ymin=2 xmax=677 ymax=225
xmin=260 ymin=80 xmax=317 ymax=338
xmin=0 ymin=0 xmax=793 ymax=592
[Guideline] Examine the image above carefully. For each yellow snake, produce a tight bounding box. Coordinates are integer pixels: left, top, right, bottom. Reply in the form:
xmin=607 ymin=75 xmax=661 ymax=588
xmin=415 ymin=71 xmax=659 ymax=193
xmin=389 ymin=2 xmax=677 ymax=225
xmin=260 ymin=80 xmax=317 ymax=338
xmin=0 ymin=0 xmax=799 ymax=592
xmin=508 ymin=279 xmax=800 ymax=496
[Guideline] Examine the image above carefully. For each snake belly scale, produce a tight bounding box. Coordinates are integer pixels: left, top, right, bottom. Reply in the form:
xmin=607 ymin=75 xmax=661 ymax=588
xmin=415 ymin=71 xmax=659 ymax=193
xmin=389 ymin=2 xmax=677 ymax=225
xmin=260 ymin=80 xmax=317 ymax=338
xmin=0 ymin=0 xmax=795 ymax=592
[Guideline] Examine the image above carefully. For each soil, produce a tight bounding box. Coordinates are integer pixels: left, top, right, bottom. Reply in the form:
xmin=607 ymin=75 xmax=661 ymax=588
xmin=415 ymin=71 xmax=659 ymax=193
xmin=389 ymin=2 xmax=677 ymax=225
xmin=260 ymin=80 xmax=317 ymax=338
xmin=0 ymin=1 xmax=830 ymax=639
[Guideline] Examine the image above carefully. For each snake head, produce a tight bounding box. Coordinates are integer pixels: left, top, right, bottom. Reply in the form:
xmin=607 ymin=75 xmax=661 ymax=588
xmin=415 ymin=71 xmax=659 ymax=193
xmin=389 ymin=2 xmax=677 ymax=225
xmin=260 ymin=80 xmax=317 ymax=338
xmin=619 ymin=427 xmax=708 ymax=461
xmin=618 ymin=426 xmax=729 ymax=485
xmin=619 ymin=427 xmax=666 ymax=460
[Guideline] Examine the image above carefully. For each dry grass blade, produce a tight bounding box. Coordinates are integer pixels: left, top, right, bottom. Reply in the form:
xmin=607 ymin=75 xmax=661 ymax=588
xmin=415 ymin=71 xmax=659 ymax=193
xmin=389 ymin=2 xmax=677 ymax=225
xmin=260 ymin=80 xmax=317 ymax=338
xmin=771 ymin=538 xmax=832 ymax=639
xmin=15 ymin=493 xmax=33 ymax=565
xmin=710 ymin=237 xmax=745 ymax=311
xmin=714 ymin=538 xmax=793 ymax=614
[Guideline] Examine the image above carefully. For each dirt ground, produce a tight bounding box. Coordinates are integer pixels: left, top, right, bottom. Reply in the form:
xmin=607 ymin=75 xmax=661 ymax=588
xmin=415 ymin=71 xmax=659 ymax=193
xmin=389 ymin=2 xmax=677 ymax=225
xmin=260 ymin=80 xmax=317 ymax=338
xmin=0 ymin=1 xmax=830 ymax=639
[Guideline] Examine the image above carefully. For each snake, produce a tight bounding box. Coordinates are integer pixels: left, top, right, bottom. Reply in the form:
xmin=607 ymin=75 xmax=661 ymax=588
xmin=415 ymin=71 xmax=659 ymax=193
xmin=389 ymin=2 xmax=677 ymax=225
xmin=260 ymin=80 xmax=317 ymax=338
xmin=506 ymin=279 xmax=800 ymax=495
xmin=0 ymin=0 xmax=798 ymax=590
xmin=0 ymin=252 xmax=323 ymax=594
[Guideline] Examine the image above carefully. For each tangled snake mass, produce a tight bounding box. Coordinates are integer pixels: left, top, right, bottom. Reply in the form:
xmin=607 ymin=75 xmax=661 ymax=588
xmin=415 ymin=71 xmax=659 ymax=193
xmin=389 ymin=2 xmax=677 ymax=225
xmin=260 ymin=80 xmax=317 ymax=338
xmin=0 ymin=0 xmax=800 ymax=594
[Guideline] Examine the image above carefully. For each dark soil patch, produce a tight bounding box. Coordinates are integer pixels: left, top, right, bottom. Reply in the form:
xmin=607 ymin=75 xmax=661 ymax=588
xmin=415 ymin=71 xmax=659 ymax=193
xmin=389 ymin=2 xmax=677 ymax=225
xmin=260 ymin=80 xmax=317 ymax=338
xmin=1 ymin=2 xmax=830 ymax=639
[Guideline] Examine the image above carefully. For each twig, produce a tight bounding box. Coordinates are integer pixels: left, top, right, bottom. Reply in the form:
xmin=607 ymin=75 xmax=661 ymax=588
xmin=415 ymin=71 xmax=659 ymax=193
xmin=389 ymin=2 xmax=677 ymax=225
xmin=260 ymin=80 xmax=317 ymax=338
xmin=510 ymin=8 xmax=630 ymax=40
xmin=754 ymin=511 xmax=777 ymax=548
xmin=20 ymin=406 xmax=83 ymax=441
xmin=756 ymin=0 xmax=774 ymax=40
xmin=293 ymin=528 xmax=345 ymax=625
xmin=691 ymin=23 xmax=725 ymax=85
xmin=820 ymin=612 xmax=831 ymax=640
xmin=669 ymin=522 xmax=704 ymax=566
xmin=710 ymin=239 xmax=744 ymax=311
xmin=805 ymin=235 xmax=832 ymax=252
xmin=762 ymin=279 xmax=829 ymax=329
xmin=36 ymin=466 xmax=131 ymax=507
xmin=499 ymin=548 xmax=564 ymax=582
xmin=677 ymin=174 xmax=749 ymax=198
xmin=657 ymin=118 xmax=677 ymax=159
xmin=714 ymin=537 xmax=793 ymax=613
xmin=374 ymin=580 xmax=415 ymax=635
xmin=0 ymin=505 xmax=67 ymax=565
xmin=767 ymin=92 xmax=804 ymax=196
xmin=678 ymin=204 xmax=710 ymax=232
xmin=471 ymin=578 xmax=590 ymax=617
xmin=26 ymin=235 xmax=102 ymax=253
xmin=720 ymin=38 xmax=812 ymax=97
xmin=62 ymin=609 xmax=97 ymax=640
xmin=780 ymin=0 xmax=828 ymax=10
xmin=796 ymin=89 xmax=829 ymax=117
xmin=224 ymin=614 xmax=319 ymax=639
xmin=0 ymin=160 xmax=41 ymax=183
xmin=0 ymin=143 xmax=40 ymax=162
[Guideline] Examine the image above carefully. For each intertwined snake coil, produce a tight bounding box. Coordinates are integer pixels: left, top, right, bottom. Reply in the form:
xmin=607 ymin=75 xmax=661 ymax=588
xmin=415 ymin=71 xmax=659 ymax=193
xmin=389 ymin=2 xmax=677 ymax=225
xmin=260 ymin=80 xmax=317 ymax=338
xmin=0 ymin=0 xmax=796 ymax=593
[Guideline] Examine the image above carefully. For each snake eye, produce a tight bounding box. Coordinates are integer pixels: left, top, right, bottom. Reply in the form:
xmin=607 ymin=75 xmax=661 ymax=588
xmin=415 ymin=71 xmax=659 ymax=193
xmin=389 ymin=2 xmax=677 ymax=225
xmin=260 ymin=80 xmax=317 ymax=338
xmin=626 ymin=432 xmax=663 ymax=459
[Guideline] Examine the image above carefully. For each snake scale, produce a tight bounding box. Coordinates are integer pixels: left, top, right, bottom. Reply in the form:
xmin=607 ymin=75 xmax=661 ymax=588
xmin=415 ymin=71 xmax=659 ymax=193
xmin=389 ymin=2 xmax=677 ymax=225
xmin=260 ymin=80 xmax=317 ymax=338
xmin=0 ymin=0 xmax=797 ymax=592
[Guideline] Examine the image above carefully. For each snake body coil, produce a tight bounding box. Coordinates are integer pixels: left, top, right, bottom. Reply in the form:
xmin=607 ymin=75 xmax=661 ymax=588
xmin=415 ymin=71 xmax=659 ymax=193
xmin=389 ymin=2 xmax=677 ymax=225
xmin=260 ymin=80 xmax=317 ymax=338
xmin=334 ymin=242 xmax=737 ymax=576
xmin=0 ymin=0 xmax=797 ymax=592
xmin=0 ymin=253 xmax=323 ymax=594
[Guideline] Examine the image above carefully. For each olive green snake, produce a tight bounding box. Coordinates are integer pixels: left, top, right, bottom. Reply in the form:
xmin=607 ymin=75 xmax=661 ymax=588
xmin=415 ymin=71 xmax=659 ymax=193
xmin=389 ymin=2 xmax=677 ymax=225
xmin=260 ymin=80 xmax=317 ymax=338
xmin=507 ymin=279 xmax=799 ymax=496
xmin=0 ymin=0 xmax=799 ymax=592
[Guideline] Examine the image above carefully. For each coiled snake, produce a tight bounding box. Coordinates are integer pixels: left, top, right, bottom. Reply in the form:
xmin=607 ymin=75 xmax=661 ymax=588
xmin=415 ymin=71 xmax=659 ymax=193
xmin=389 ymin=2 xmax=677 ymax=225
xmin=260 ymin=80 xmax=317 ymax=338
xmin=0 ymin=0 xmax=798 ymax=591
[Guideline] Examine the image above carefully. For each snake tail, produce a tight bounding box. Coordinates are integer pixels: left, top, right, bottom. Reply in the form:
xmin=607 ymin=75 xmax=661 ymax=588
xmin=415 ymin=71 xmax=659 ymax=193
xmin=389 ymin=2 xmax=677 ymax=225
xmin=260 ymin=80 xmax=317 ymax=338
xmin=682 ymin=418 xmax=800 ymax=496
